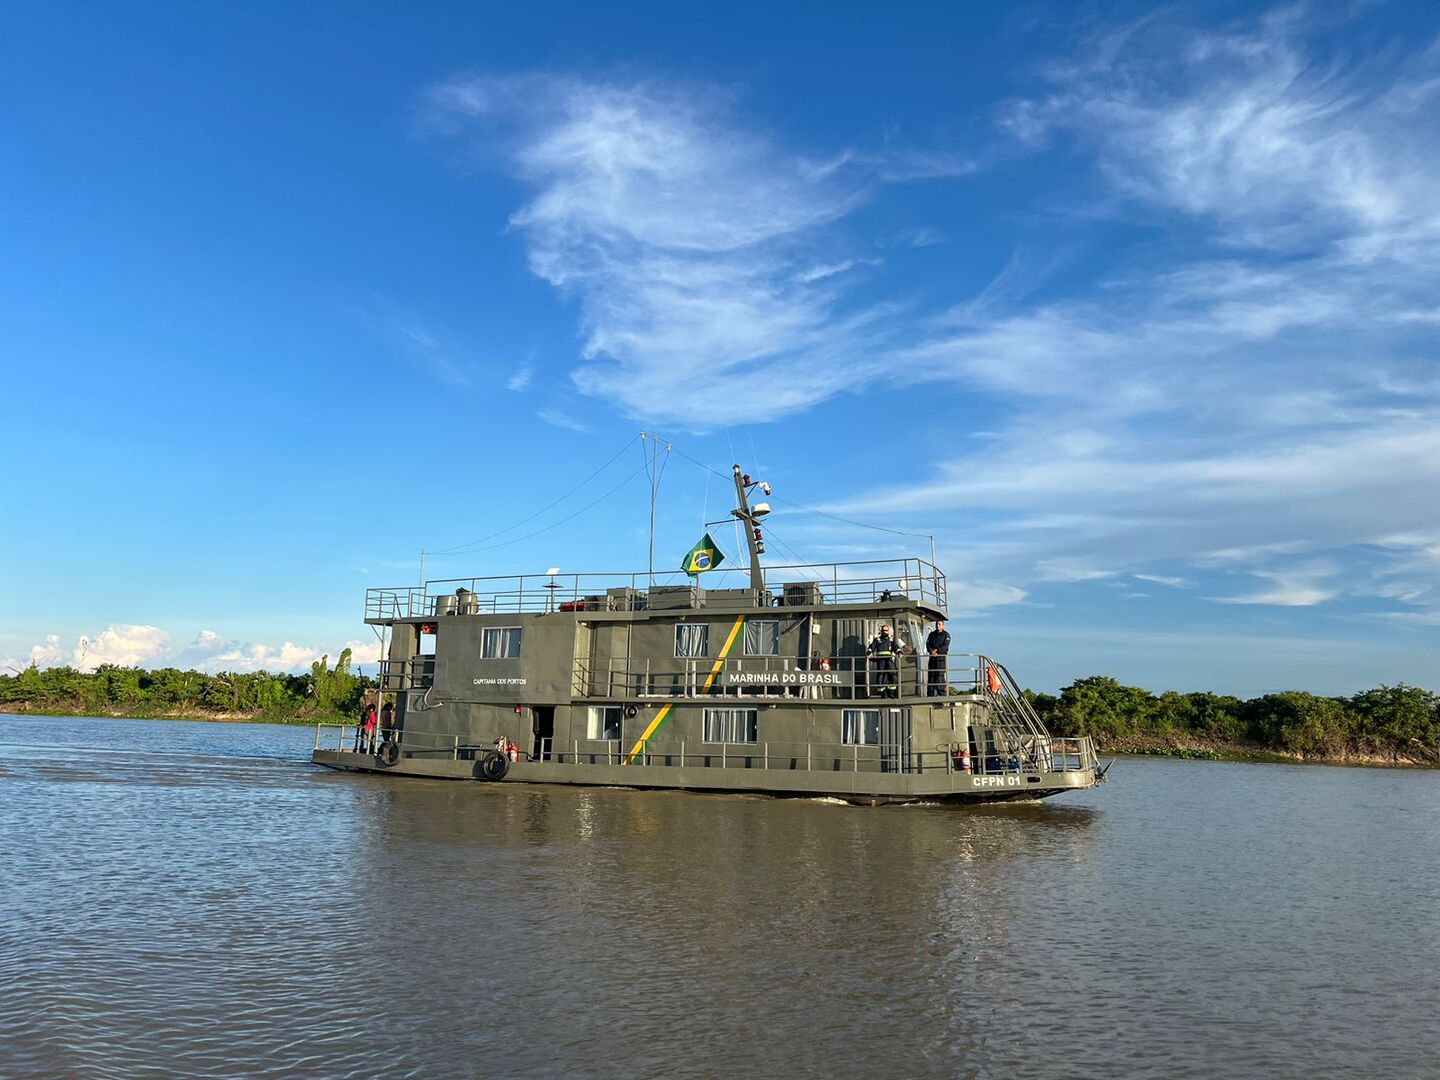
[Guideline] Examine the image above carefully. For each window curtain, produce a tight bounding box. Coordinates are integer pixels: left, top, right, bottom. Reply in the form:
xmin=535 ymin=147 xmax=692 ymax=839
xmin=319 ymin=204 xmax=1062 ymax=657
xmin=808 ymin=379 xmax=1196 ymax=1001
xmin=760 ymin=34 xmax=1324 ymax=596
xmin=744 ymin=620 xmax=780 ymax=656
xmin=675 ymin=623 xmax=709 ymax=658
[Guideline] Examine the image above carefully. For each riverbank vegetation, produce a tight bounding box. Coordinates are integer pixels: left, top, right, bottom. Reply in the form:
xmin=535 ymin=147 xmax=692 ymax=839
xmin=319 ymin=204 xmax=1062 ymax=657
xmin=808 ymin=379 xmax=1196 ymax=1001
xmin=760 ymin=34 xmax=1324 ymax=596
xmin=3 ymin=661 xmax=1437 ymax=765
xmin=0 ymin=651 xmax=373 ymax=725
xmin=1028 ymin=677 xmax=1440 ymax=766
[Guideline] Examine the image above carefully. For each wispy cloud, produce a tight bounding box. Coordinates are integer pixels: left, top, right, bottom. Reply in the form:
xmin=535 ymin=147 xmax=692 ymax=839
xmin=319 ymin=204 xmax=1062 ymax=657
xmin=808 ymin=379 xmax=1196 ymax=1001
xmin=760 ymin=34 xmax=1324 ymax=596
xmin=826 ymin=11 xmax=1440 ymax=614
xmin=427 ymin=13 xmax=1440 ymax=623
xmin=506 ymin=360 xmax=535 ymax=391
xmin=536 ymin=407 xmax=592 ymax=433
xmin=429 ymin=74 xmax=903 ymax=425
xmin=393 ymin=318 xmax=483 ymax=389
xmin=1214 ymin=564 xmax=1339 ymax=607
xmin=794 ymin=259 xmax=872 ymax=284
xmin=894 ymin=226 xmax=946 ymax=248
xmin=1133 ymin=573 xmax=1192 ymax=589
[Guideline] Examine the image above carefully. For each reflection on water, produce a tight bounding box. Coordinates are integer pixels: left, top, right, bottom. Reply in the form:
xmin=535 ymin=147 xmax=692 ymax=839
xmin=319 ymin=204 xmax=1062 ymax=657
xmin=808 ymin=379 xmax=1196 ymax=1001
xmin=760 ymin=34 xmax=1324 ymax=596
xmin=2 ymin=714 xmax=1437 ymax=1078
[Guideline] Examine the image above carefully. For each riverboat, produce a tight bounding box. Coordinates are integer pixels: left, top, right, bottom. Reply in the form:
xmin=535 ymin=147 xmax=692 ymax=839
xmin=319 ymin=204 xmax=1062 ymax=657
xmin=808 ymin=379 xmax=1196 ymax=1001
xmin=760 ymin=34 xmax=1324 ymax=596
xmin=313 ymin=466 xmax=1106 ymax=804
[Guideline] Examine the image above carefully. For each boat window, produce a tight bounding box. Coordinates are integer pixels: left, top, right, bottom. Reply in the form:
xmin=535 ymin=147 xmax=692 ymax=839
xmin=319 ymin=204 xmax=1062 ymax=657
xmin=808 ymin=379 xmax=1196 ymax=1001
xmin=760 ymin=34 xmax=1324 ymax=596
xmin=842 ymin=709 xmax=881 ymax=746
xmin=702 ymin=707 xmax=758 ymax=744
xmin=587 ymin=705 xmax=622 ymax=742
xmin=743 ymin=620 xmax=780 ymax=656
xmin=675 ymin=623 xmax=709 ymax=658
xmin=481 ymin=626 xmax=523 ymax=659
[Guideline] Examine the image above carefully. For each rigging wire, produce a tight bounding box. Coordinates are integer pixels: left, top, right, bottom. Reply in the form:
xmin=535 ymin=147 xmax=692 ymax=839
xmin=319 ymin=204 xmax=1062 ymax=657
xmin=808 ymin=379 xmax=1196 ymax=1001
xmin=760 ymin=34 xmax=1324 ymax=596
xmin=722 ymin=427 xmax=743 ymax=563
xmin=758 ymin=523 xmax=825 ymax=582
xmin=651 ymin=434 xmax=935 ymax=542
xmin=764 ymin=492 xmax=934 ymax=541
xmin=426 ymin=434 xmax=641 ymax=556
xmin=453 ymin=462 xmax=651 ymax=555
xmin=641 ymin=433 xmax=673 ymax=582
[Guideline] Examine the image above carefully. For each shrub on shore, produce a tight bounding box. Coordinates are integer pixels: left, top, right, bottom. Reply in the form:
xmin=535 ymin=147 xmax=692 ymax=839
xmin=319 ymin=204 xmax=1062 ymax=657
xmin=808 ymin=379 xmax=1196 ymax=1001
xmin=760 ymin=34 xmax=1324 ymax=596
xmin=0 ymin=650 xmax=373 ymax=723
xmin=1026 ymin=677 xmax=1440 ymax=763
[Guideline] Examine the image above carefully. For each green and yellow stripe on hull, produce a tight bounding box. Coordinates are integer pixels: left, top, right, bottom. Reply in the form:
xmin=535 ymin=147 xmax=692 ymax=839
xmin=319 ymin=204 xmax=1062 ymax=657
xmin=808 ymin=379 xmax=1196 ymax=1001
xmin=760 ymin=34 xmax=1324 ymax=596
xmin=623 ymin=615 xmax=746 ymax=764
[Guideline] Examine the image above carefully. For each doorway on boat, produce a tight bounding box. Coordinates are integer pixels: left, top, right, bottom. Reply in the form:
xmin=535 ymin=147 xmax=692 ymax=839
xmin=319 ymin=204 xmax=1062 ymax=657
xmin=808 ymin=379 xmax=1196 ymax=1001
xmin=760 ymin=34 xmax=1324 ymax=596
xmin=531 ymin=706 xmax=555 ymax=761
xmin=831 ymin=617 xmax=925 ymax=699
xmin=879 ymin=707 xmax=914 ymax=773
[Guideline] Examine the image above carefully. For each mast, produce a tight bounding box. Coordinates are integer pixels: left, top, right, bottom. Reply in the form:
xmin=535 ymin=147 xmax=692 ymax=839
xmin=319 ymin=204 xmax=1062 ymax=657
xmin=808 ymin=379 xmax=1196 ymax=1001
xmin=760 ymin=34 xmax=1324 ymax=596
xmin=730 ymin=465 xmax=767 ymax=597
xmin=647 ymin=433 xmax=656 ymax=584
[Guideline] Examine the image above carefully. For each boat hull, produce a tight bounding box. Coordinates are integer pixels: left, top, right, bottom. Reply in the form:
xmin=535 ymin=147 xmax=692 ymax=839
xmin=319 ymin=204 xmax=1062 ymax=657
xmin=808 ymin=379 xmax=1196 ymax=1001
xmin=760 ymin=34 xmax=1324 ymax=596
xmin=311 ymin=748 xmax=1099 ymax=805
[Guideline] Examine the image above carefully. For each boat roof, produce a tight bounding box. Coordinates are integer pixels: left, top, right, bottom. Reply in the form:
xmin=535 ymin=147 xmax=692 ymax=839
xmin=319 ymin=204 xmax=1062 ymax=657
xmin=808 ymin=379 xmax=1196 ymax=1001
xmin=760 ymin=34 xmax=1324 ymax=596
xmin=364 ymin=557 xmax=946 ymax=622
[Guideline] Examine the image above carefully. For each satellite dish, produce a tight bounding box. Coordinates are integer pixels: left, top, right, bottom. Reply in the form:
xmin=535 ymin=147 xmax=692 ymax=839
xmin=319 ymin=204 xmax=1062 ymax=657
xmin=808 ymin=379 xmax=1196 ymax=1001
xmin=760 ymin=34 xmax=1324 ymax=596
xmin=545 ymin=567 xmax=560 ymax=576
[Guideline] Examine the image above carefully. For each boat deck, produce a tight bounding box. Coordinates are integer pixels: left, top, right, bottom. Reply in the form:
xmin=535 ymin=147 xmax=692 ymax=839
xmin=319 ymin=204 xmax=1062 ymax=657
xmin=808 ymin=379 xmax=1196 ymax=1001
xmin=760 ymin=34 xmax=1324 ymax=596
xmin=312 ymin=726 xmax=1102 ymax=804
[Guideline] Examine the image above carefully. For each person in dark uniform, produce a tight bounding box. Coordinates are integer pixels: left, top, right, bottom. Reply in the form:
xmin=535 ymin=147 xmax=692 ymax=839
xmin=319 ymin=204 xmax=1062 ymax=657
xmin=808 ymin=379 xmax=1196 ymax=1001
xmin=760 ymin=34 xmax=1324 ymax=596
xmin=868 ymin=625 xmax=899 ymax=698
xmin=926 ymin=620 xmax=951 ymax=697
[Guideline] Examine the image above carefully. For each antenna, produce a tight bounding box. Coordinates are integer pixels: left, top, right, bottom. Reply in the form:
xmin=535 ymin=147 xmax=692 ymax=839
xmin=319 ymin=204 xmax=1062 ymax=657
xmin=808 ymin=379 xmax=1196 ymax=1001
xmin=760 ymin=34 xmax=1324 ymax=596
xmin=730 ymin=465 xmax=769 ymax=599
xmin=640 ymin=431 xmax=672 ymax=585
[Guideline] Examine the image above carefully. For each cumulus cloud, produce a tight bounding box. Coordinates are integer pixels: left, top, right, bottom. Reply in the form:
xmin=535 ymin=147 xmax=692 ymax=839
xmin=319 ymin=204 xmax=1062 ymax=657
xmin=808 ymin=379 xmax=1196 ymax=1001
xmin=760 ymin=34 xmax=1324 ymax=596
xmin=3 ymin=625 xmax=175 ymax=672
xmin=2 ymin=626 xmax=382 ymax=675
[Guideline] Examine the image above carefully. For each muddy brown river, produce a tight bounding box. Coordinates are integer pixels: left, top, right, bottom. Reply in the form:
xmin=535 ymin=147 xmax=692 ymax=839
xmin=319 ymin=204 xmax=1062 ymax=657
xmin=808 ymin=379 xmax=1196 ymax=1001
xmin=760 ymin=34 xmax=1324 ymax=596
xmin=2 ymin=714 xmax=1436 ymax=1078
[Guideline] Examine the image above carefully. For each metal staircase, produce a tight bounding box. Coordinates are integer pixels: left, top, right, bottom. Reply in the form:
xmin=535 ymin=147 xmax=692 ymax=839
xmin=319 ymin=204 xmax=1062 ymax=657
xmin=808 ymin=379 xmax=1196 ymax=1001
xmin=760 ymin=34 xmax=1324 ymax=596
xmin=978 ymin=657 xmax=1054 ymax=772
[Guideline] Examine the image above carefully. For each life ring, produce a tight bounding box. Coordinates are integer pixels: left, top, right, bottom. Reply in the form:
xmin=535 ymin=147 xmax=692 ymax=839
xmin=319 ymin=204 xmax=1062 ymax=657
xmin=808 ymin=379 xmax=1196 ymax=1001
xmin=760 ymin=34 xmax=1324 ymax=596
xmin=478 ymin=749 xmax=510 ymax=781
xmin=378 ymin=741 xmax=400 ymax=767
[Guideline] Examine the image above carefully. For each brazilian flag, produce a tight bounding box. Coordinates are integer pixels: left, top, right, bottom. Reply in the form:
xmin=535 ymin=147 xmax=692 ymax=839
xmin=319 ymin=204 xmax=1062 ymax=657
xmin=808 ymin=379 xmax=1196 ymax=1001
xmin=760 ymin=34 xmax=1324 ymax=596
xmin=681 ymin=533 xmax=726 ymax=577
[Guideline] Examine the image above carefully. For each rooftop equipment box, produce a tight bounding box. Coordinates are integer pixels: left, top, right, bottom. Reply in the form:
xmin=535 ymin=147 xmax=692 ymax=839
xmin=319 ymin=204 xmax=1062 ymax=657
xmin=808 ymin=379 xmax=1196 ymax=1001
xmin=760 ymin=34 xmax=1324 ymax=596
xmin=648 ymin=585 xmax=703 ymax=610
xmin=605 ymin=587 xmax=647 ymax=611
xmin=783 ymin=582 xmax=824 ymax=606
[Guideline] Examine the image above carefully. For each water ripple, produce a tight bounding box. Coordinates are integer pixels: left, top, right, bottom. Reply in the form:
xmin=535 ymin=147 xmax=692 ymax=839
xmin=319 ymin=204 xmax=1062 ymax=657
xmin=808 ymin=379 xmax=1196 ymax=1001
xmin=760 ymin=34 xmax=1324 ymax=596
xmin=2 ymin=715 xmax=1438 ymax=1078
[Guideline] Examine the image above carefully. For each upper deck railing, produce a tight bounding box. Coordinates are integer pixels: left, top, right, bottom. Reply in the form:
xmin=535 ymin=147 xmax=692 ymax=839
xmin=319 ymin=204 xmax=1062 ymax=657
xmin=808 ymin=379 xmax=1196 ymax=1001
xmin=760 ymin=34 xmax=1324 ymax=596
xmin=365 ymin=558 xmax=945 ymax=621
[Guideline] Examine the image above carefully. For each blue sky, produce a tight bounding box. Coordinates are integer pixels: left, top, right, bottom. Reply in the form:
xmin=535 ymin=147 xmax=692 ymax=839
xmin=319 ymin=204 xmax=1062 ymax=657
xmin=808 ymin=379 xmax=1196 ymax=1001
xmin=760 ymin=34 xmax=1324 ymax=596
xmin=4 ymin=1 xmax=1439 ymax=695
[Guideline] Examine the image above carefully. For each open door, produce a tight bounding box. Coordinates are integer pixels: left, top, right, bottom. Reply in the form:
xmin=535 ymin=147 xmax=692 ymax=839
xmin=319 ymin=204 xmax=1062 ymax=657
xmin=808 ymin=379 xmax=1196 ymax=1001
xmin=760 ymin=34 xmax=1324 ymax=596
xmin=532 ymin=706 xmax=555 ymax=761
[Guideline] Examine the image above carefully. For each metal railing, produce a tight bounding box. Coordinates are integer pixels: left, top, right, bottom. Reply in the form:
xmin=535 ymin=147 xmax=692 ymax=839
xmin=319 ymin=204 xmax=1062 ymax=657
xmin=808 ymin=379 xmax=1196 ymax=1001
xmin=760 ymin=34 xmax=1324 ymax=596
xmin=315 ymin=723 xmax=1097 ymax=780
xmin=364 ymin=558 xmax=946 ymax=620
xmin=315 ymin=723 xmax=402 ymax=754
xmin=573 ymin=652 xmax=1003 ymax=701
xmin=378 ymin=657 xmax=434 ymax=692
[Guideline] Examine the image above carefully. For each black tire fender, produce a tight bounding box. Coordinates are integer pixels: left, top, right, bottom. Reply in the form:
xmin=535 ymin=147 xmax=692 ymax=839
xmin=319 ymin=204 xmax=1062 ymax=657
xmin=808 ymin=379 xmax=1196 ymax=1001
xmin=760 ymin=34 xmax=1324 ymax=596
xmin=477 ymin=749 xmax=510 ymax=781
xmin=378 ymin=741 xmax=400 ymax=767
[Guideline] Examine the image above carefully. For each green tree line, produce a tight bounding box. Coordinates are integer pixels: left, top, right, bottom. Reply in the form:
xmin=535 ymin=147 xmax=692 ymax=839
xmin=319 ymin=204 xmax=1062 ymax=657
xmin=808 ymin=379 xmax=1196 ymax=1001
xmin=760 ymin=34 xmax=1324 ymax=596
xmin=4 ymin=659 xmax=1438 ymax=761
xmin=0 ymin=649 xmax=373 ymax=722
xmin=1027 ymin=676 xmax=1440 ymax=761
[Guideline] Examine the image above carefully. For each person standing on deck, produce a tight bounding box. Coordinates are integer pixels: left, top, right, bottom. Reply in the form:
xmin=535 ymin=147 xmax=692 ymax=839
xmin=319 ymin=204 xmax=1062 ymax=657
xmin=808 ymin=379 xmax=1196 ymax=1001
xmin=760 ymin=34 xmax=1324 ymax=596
xmin=361 ymin=704 xmax=378 ymax=754
xmin=926 ymin=620 xmax=950 ymax=697
xmin=355 ymin=702 xmax=376 ymax=752
xmin=868 ymin=625 xmax=899 ymax=698
xmin=379 ymin=701 xmax=395 ymax=745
